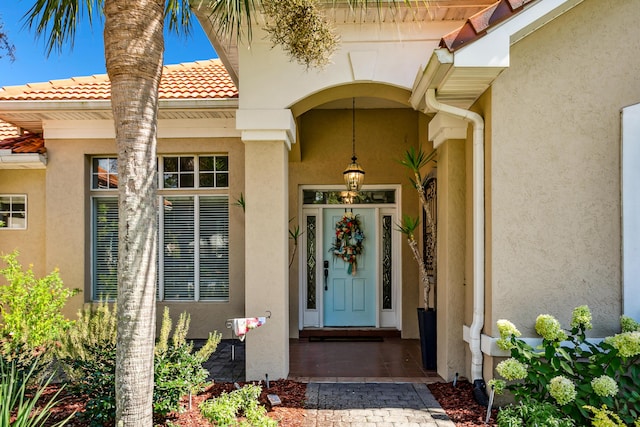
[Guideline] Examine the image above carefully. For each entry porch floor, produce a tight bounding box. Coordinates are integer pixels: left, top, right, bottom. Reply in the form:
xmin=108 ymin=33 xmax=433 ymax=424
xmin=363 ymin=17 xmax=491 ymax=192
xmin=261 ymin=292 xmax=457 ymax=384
xmin=203 ymin=336 xmax=441 ymax=383
xmin=289 ymin=337 xmax=440 ymax=382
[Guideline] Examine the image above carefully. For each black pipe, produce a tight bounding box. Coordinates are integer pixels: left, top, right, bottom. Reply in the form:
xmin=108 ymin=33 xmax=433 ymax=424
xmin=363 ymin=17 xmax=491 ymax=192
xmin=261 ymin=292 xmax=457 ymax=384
xmin=472 ymin=379 xmax=489 ymax=407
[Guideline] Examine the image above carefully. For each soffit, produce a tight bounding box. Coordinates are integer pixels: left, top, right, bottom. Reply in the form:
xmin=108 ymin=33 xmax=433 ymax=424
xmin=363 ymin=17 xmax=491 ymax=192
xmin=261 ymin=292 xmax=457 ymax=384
xmin=0 ymin=107 xmax=237 ymax=135
xmin=194 ymin=0 xmax=498 ymax=86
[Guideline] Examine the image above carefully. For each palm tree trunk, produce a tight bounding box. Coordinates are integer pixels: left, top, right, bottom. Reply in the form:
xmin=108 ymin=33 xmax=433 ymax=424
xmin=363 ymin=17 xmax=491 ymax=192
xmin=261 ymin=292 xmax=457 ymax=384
xmin=104 ymin=0 xmax=164 ymax=424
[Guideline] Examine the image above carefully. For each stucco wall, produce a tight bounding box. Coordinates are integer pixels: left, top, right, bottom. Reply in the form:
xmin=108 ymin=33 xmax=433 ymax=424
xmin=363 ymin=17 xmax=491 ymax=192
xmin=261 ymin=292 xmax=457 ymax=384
xmin=238 ymin=21 xmax=462 ymax=111
xmin=32 ymin=136 xmax=245 ymax=338
xmin=0 ymin=169 xmax=47 ymax=277
xmin=436 ymin=139 xmax=466 ymax=381
xmin=488 ymin=0 xmax=640 ymax=337
xmin=290 ymin=108 xmax=425 ymax=338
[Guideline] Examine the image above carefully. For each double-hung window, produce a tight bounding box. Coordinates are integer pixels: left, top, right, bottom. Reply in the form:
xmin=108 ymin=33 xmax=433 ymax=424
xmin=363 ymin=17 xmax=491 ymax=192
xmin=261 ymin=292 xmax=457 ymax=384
xmin=91 ymin=155 xmax=230 ymax=302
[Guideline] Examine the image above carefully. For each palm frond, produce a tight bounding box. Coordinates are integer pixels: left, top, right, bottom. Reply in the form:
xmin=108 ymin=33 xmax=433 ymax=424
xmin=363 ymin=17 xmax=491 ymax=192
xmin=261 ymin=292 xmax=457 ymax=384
xmin=399 ymin=145 xmax=436 ymax=172
xmin=24 ymin=0 xmax=102 ymax=55
xmin=205 ymin=0 xmax=257 ymax=42
xmin=395 ymin=214 xmax=419 ymax=238
xmin=166 ymin=0 xmax=194 ymax=36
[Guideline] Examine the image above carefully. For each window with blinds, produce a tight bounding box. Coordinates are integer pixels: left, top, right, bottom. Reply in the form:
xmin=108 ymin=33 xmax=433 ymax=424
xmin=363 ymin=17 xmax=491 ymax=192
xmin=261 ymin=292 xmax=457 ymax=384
xmin=93 ymin=197 xmax=119 ymax=299
xmin=91 ymin=156 xmax=230 ymax=302
xmin=160 ymin=196 xmax=229 ymax=301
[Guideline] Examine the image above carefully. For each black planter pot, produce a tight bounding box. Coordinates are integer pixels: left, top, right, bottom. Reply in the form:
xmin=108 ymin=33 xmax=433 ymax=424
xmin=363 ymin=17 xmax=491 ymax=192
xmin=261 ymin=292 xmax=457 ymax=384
xmin=417 ymin=307 xmax=437 ymax=370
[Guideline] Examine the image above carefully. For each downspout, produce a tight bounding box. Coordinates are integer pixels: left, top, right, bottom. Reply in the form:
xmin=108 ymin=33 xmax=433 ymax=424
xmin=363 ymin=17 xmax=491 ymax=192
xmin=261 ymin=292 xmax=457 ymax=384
xmin=424 ymin=89 xmax=486 ymax=388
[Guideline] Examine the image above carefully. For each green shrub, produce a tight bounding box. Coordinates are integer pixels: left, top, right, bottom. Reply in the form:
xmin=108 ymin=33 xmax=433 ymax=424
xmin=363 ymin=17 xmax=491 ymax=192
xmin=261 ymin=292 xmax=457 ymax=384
xmin=497 ymin=397 xmax=575 ymax=427
xmin=58 ymin=302 xmax=116 ymax=426
xmin=0 ymin=358 xmax=73 ymax=427
xmin=58 ymin=303 xmax=221 ymax=422
xmin=199 ymin=384 xmax=277 ymax=427
xmin=492 ymin=306 xmax=640 ymax=425
xmin=154 ymin=307 xmax=221 ymax=416
xmin=0 ymin=251 xmax=78 ymax=357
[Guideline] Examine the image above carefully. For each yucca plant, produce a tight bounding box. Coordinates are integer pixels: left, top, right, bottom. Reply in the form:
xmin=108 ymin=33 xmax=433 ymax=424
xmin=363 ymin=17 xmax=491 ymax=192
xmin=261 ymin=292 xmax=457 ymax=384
xmin=398 ymin=145 xmax=437 ymax=309
xmin=0 ymin=358 xmax=73 ymax=427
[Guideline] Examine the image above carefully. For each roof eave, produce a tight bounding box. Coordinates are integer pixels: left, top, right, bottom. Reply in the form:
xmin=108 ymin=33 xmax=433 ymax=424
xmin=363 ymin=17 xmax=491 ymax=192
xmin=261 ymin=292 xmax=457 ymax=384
xmin=411 ymin=0 xmax=586 ymax=112
xmin=193 ymin=8 xmax=239 ymax=87
xmin=410 ymin=49 xmax=454 ymax=112
xmin=0 ymin=98 xmax=238 ymax=111
xmin=0 ymin=98 xmax=239 ymax=134
xmin=0 ymin=152 xmax=47 ymax=169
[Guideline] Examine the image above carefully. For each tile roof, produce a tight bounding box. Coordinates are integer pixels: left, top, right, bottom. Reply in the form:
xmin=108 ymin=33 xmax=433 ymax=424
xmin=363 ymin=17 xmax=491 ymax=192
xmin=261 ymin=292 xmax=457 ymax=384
xmin=440 ymin=0 xmax=536 ymax=52
xmin=0 ymin=120 xmax=19 ymax=139
xmin=0 ymin=133 xmax=45 ymax=154
xmin=0 ymin=59 xmax=238 ymax=101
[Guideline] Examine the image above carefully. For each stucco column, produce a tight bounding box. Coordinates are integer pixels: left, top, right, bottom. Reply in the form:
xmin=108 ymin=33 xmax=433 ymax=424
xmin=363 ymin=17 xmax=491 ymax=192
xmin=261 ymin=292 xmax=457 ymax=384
xmin=236 ymin=109 xmax=296 ymax=380
xmin=429 ymin=113 xmax=467 ymax=381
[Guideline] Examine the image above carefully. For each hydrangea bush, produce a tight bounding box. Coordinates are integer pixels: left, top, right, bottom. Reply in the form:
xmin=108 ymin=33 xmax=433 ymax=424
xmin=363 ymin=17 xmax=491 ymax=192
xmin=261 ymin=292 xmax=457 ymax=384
xmin=490 ymin=306 xmax=640 ymax=426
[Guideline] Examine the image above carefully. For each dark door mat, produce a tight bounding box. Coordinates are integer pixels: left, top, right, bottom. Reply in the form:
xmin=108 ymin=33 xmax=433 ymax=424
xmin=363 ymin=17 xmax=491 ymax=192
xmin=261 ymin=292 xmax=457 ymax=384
xmin=308 ymin=336 xmax=384 ymax=342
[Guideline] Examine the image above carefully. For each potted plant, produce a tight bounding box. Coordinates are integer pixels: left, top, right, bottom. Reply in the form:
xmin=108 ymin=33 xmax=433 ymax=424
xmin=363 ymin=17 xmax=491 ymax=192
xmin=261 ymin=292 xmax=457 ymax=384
xmin=398 ymin=146 xmax=437 ymax=370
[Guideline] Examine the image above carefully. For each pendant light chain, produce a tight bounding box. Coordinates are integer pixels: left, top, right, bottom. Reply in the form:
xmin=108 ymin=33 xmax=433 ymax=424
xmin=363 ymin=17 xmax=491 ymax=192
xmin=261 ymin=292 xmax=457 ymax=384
xmin=352 ymin=97 xmax=356 ymax=161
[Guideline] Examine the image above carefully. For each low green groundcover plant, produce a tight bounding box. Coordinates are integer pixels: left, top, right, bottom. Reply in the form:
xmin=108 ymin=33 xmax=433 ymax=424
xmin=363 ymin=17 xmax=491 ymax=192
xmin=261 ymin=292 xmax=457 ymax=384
xmin=58 ymin=302 xmax=221 ymax=425
xmin=199 ymin=383 xmax=277 ymax=427
xmin=489 ymin=306 xmax=640 ymax=426
xmin=496 ymin=396 xmax=574 ymax=427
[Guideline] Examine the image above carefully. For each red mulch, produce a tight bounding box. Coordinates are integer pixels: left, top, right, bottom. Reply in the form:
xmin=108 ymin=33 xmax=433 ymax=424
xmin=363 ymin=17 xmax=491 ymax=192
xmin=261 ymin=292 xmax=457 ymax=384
xmin=39 ymin=379 xmax=495 ymax=426
xmin=429 ymin=381 xmax=498 ymax=426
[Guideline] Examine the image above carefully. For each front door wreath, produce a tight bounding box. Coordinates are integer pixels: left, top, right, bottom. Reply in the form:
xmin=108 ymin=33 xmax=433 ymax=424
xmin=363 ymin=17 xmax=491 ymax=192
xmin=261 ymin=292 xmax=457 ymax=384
xmin=330 ymin=212 xmax=365 ymax=275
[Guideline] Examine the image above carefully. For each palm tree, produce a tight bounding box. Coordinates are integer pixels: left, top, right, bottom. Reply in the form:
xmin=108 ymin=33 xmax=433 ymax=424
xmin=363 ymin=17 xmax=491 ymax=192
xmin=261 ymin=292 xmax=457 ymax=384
xmin=25 ymin=0 xmax=416 ymax=423
xmin=23 ymin=0 xmax=350 ymax=424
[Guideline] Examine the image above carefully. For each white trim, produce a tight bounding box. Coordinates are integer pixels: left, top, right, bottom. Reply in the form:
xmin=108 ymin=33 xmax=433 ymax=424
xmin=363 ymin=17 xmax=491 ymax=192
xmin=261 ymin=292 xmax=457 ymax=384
xmin=0 ymin=98 xmax=237 ymax=112
xmin=0 ymin=153 xmax=47 ymax=169
xmin=622 ymin=103 xmax=640 ymax=320
xmin=43 ymin=118 xmax=241 ymax=139
xmin=298 ymin=184 xmax=402 ymax=330
xmin=379 ymin=206 xmax=401 ymax=328
xmin=428 ymin=113 xmax=467 ymax=149
xmin=299 ymin=207 xmax=321 ymax=329
xmin=236 ymin=109 xmax=297 ymax=149
xmin=0 ymin=194 xmax=27 ymax=230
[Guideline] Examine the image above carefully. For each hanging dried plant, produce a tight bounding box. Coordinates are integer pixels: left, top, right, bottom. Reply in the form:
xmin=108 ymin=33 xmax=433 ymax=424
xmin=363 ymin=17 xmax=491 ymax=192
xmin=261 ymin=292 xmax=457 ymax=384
xmin=261 ymin=0 xmax=339 ymax=69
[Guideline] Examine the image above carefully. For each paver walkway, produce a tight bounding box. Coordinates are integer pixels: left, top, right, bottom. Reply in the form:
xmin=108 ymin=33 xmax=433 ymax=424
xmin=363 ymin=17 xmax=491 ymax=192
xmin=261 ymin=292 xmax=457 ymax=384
xmin=202 ymin=340 xmax=456 ymax=426
xmin=303 ymin=382 xmax=456 ymax=426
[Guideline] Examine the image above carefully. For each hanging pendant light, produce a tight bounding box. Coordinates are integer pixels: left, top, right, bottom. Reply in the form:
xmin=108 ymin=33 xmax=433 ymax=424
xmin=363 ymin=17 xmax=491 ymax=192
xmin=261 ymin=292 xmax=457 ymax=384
xmin=343 ymin=97 xmax=365 ymax=192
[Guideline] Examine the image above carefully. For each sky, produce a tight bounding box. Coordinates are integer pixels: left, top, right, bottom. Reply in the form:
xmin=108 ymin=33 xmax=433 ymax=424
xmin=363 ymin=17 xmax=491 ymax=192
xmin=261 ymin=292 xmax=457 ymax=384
xmin=0 ymin=2 xmax=218 ymax=88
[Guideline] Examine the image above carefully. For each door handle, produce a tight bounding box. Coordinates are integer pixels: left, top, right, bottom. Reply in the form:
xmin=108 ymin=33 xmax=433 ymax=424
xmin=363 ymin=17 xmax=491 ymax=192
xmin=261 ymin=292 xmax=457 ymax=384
xmin=323 ymin=260 xmax=329 ymax=291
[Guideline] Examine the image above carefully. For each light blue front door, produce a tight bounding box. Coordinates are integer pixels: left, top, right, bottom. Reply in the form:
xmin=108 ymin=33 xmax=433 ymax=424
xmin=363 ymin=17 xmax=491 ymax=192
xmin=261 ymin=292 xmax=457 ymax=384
xmin=323 ymin=208 xmax=376 ymax=326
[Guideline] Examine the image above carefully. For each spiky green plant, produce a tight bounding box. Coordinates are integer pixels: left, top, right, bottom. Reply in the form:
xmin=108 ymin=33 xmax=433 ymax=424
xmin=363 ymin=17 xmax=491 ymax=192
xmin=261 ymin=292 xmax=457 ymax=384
xmin=289 ymin=217 xmax=305 ymax=268
xmin=0 ymin=358 xmax=73 ymax=427
xmin=233 ymin=192 xmax=246 ymax=212
xmin=398 ymin=146 xmax=437 ymax=308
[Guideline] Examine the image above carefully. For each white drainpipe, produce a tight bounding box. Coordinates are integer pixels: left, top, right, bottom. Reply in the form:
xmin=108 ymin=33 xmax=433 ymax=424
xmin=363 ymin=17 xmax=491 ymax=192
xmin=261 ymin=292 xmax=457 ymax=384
xmin=425 ymin=89 xmax=485 ymax=382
